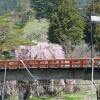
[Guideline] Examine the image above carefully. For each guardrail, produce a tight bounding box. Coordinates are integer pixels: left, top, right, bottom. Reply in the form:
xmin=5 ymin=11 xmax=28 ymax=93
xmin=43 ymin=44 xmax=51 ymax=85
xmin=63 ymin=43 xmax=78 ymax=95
xmin=0 ymin=58 xmax=100 ymax=69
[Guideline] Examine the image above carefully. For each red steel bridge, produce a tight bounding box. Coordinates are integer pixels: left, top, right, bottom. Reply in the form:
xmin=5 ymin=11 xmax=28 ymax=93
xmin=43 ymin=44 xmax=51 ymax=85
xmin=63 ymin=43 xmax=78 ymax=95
xmin=0 ymin=58 xmax=100 ymax=80
xmin=0 ymin=58 xmax=100 ymax=69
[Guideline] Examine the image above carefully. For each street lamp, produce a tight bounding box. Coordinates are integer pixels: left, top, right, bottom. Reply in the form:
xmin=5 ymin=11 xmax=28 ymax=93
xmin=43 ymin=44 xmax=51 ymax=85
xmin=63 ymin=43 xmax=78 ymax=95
xmin=91 ymin=16 xmax=100 ymax=23
xmin=90 ymin=15 xmax=100 ymax=100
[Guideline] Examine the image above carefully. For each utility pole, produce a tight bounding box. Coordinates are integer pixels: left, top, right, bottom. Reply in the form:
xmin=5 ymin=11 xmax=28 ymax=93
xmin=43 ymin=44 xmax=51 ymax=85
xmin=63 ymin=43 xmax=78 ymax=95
xmin=90 ymin=0 xmax=100 ymax=99
xmin=90 ymin=17 xmax=94 ymax=100
xmin=90 ymin=0 xmax=94 ymax=100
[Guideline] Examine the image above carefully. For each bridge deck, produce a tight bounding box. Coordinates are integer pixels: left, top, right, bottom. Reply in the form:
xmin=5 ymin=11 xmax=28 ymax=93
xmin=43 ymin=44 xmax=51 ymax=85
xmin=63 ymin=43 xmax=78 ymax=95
xmin=0 ymin=58 xmax=100 ymax=80
xmin=0 ymin=58 xmax=100 ymax=69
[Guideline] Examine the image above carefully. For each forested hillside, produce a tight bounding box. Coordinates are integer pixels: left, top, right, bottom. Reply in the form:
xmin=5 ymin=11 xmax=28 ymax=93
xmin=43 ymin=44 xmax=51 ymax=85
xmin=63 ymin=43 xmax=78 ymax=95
xmin=0 ymin=0 xmax=99 ymax=53
xmin=77 ymin=0 xmax=92 ymax=7
xmin=0 ymin=0 xmax=99 ymax=51
xmin=0 ymin=0 xmax=18 ymax=15
xmin=0 ymin=0 xmax=49 ymax=50
xmin=0 ymin=0 xmax=92 ymax=14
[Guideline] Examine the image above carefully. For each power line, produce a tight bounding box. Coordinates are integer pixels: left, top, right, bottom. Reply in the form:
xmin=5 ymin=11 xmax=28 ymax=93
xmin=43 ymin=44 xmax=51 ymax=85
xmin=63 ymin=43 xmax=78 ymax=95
xmin=20 ymin=60 xmax=35 ymax=79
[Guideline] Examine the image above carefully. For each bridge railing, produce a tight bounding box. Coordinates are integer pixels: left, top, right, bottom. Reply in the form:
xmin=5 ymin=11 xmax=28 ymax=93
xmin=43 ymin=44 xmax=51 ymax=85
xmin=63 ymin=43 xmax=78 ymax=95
xmin=0 ymin=58 xmax=100 ymax=69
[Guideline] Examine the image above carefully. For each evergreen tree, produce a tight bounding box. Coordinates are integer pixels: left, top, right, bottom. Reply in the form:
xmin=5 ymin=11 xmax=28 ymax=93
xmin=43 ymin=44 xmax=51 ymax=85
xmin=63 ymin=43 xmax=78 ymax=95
xmin=31 ymin=0 xmax=58 ymax=18
xmin=48 ymin=0 xmax=84 ymax=57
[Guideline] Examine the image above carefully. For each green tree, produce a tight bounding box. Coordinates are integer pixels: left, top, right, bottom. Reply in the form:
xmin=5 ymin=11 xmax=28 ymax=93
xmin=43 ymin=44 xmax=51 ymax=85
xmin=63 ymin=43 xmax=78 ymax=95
xmin=9 ymin=0 xmax=35 ymax=28
xmin=31 ymin=0 xmax=58 ymax=18
xmin=0 ymin=14 xmax=31 ymax=50
xmin=48 ymin=0 xmax=84 ymax=57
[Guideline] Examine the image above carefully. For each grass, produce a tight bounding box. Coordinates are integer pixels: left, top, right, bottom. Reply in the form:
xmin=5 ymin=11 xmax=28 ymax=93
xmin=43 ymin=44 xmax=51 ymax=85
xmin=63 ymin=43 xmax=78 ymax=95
xmin=29 ymin=97 xmax=82 ymax=100
xmin=29 ymin=92 xmax=84 ymax=100
xmin=28 ymin=91 xmax=97 ymax=100
xmin=59 ymin=92 xmax=83 ymax=100
xmin=65 ymin=97 xmax=82 ymax=100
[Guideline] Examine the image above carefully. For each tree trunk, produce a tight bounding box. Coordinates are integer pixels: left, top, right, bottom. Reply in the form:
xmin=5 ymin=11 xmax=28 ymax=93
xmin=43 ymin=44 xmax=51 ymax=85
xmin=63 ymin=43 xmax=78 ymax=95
xmin=23 ymin=88 xmax=30 ymax=100
xmin=61 ymin=40 xmax=72 ymax=58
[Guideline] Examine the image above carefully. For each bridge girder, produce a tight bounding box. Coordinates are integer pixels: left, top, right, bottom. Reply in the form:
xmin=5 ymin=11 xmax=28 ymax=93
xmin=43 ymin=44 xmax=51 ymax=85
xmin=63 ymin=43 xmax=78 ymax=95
xmin=0 ymin=68 xmax=100 ymax=81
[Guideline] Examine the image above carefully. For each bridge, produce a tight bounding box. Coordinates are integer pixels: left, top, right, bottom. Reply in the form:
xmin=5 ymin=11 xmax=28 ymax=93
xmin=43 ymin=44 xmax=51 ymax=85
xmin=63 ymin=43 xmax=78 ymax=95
xmin=0 ymin=58 xmax=100 ymax=80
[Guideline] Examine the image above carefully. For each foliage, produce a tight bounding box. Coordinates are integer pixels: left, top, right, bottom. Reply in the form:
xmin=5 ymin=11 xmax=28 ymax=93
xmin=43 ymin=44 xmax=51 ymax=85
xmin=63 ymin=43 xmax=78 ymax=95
xmin=0 ymin=14 xmax=32 ymax=50
xmin=0 ymin=0 xmax=50 ymax=50
xmin=0 ymin=51 xmax=13 ymax=59
xmin=31 ymin=0 xmax=92 ymax=19
xmin=31 ymin=0 xmax=58 ymax=18
xmin=23 ymin=18 xmax=49 ymax=41
xmin=15 ymin=0 xmax=35 ymax=28
xmin=48 ymin=0 xmax=84 ymax=57
xmin=0 ymin=0 xmax=18 ymax=15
